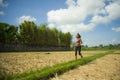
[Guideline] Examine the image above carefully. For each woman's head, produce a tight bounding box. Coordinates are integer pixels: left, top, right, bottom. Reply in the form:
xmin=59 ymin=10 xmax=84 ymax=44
xmin=76 ymin=33 xmax=81 ymax=38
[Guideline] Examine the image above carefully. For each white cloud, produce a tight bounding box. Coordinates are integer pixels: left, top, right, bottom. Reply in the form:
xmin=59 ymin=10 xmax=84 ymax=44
xmin=111 ymin=38 xmax=120 ymax=44
xmin=58 ymin=23 xmax=95 ymax=33
xmin=47 ymin=0 xmax=105 ymax=25
xmin=91 ymin=15 xmax=109 ymax=24
xmin=0 ymin=11 xmax=4 ymax=15
xmin=0 ymin=0 xmax=8 ymax=7
xmin=106 ymin=2 xmax=120 ymax=20
xmin=77 ymin=0 xmax=105 ymax=15
xmin=47 ymin=0 xmax=106 ymax=34
xmin=47 ymin=23 xmax=56 ymax=29
xmin=18 ymin=15 xmax=36 ymax=23
xmin=47 ymin=7 xmax=87 ymax=25
xmin=112 ymin=27 xmax=120 ymax=32
xmin=66 ymin=0 xmax=76 ymax=8
xmin=0 ymin=0 xmax=8 ymax=16
xmin=47 ymin=0 xmax=120 ymax=34
xmin=84 ymin=38 xmax=120 ymax=47
xmin=102 ymin=39 xmax=120 ymax=46
xmin=91 ymin=0 xmax=120 ymax=24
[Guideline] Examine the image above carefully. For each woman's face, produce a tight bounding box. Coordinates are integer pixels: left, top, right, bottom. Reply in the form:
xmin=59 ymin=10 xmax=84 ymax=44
xmin=76 ymin=34 xmax=79 ymax=38
xmin=76 ymin=33 xmax=81 ymax=38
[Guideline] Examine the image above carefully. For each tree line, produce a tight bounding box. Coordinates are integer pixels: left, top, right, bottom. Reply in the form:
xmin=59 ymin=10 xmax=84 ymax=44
xmin=81 ymin=44 xmax=120 ymax=50
xmin=0 ymin=21 xmax=72 ymax=48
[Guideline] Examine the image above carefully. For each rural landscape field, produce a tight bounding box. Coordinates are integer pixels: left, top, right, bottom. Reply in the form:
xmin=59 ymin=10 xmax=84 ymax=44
xmin=0 ymin=51 xmax=106 ymax=75
xmin=51 ymin=50 xmax=120 ymax=80
xmin=0 ymin=50 xmax=120 ymax=80
xmin=1 ymin=0 xmax=120 ymax=80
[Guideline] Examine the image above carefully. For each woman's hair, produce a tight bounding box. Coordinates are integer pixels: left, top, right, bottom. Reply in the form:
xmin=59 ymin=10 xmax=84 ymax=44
xmin=76 ymin=33 xmax=81 ymax=38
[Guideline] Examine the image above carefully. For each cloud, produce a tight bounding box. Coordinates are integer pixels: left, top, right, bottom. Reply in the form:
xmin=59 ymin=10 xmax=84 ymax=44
xmin=58 ymin=23 xmax=95 ymax=33
xmin=0 ymin=0 xmax=8 ymax=16
xmin=91 ymin=0 xmax=120 ymax=24
xmin=0 ymin=0 xmax=8 ymax=7
xmin=47 ymin=0 xmax=120 ymax=34
xmin=84 ymin=38 xmax=120 ymax=47
xmin=0 ymin=11 xmax=4 ymax=15
xmin=66 ymin=0 xmax=76 ymax=8
xmin=111 ymin=38 xmax=120 ymax=44
xmin=47 ymin=0 xmax=105 ymax=25
xmin=112 ymin=27 xmax=120 ymax=32
xmin=47 ymin=23 xmax=56 ymax=29
xmin=102 ymin=38 xmax=120 ymax=46
xmin=17 ymin=15 xmax=36 ymax=23
xmin=106 ymin=2 xmax=120 ymax=20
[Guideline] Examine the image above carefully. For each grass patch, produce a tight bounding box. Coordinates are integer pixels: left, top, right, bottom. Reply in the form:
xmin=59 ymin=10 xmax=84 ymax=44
xmin=1 ymin=51 xmax=114 ymax=80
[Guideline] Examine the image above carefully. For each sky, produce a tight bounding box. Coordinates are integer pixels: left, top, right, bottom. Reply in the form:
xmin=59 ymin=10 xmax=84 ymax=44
xmin=0 ymin=0 xmax=120 ymax=46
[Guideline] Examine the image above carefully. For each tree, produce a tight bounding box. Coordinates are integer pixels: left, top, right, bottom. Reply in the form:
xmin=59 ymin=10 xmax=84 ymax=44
xmin=59 ymin=31 xmax=65 ymax=47
xmin=0 ymin=23 xmax=17 ymax=44
xmin=18 ymin=21 xmax=73 ymax=48
xmin=19 ymin=21 xmax=37 ymax=45
xmin=38 ymin=24 xmax=48 ymax=46
xmin=65 ymin=32 xmax=72 ymax=47
xmin=49 ymin=28 xmax=59 ymax=47
xmin=99 ymin=44 xmax=103 ymax=48
xmin=108 ymin=44 xmax=114 ymax=49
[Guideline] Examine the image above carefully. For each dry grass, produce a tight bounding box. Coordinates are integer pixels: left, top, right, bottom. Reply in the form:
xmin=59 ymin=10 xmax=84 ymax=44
xmin=51 ymin=51 xmax=120 ymax=80
xmin=0 ymin=51 xmax=107 ymax=75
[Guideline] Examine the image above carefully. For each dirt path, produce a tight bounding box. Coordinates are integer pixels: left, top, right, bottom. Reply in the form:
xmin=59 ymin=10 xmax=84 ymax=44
xmin=51 ymin=53 xmax=120 ymax=80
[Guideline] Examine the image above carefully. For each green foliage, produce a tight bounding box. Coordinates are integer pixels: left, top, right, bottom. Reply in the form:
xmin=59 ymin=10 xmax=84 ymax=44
xmin=0 ymin=21 xmax=72 ymax=51
xmin=19 ymin=21 xmax=37 ymax=45
xmin=4 ymin=51 xmax=113 ymax=80
xmin=59 ymin=32 xmax=72 ymax=47
xmin=19 ymin=21 xmax=72 ymax=47
xmin=0 ymin=23 xmax=17 ymax=44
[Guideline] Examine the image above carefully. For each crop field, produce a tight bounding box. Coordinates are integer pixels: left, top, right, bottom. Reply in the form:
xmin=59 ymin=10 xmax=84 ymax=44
xmin=0 ymin=50 xmax=120 ymax=80
xmin=0 ymin=51 xmax=107 ymax=76
xmin=51 ymin=50 xmax=120 ymax=80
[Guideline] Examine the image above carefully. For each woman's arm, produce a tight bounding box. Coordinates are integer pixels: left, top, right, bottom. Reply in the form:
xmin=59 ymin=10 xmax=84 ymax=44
xmin=80 ymin=38 xmax=83 ymax=44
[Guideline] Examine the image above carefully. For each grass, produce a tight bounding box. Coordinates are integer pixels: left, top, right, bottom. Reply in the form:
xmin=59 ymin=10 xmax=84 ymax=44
xmin=0 ymin=50 xmax=114 ymax=80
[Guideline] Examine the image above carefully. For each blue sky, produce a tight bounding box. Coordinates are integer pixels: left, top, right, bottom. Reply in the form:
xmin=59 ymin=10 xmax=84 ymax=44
xmin=0 ymin=0 xmax=67 ymax=25
xmin=0 ymin=0 xmax=120 ymax=46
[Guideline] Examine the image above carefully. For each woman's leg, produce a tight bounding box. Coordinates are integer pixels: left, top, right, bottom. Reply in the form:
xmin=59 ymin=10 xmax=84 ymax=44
xmin=78 ymin=46 xmax=83 ymax=58
xmin=75 ymin=46 xmax=78 ymax=60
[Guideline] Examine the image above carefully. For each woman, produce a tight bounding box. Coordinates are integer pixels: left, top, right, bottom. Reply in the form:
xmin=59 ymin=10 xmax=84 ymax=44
xmin=75 ymin=33 xmax=83 ymax=60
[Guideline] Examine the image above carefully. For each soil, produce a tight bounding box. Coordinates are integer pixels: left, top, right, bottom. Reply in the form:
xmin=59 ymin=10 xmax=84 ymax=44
xmin=51 ymin=53 xmax=120 ymax=80
xmin=0 ymin=51 xmax=107 ymax=74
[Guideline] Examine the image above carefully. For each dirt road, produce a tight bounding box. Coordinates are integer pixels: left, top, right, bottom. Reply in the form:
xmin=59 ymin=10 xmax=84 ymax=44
xmin=51 ymin=53 xmax=120 ymax=80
